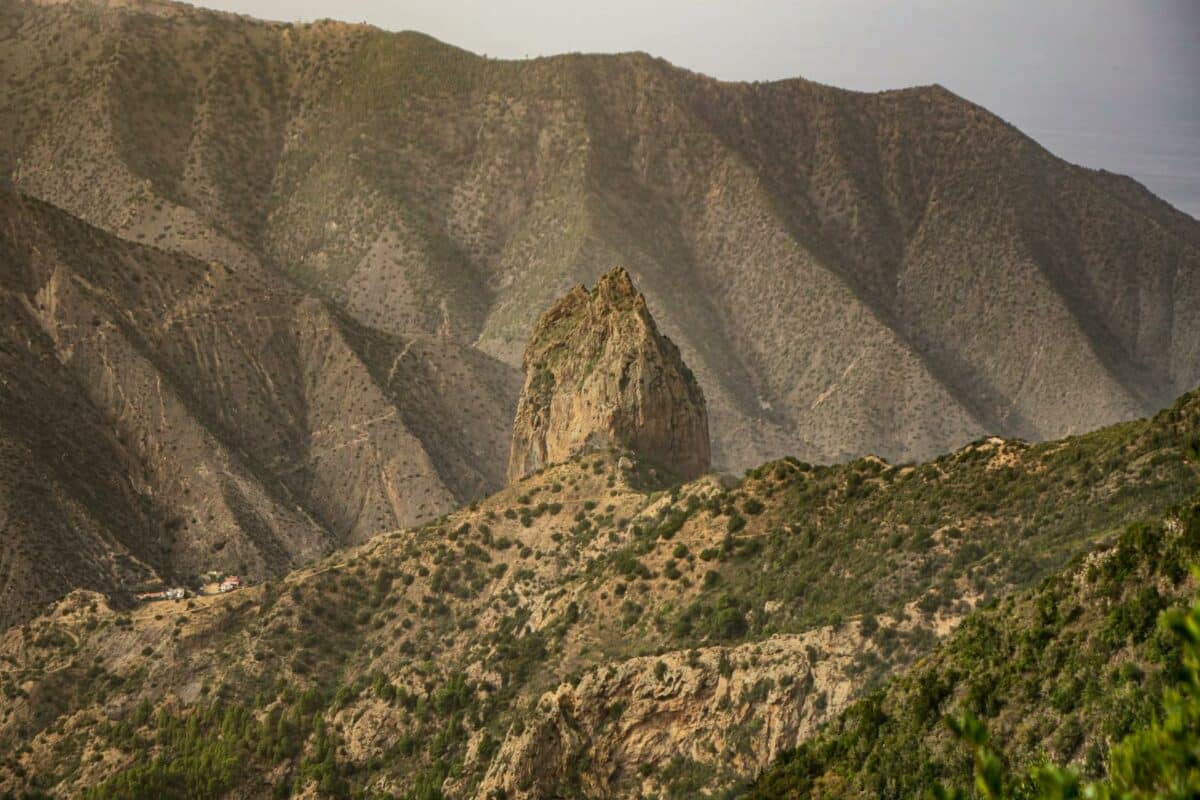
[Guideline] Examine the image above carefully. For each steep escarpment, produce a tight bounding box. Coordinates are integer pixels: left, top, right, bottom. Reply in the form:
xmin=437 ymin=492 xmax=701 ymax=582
xmin=508 ymin=267 xmax=710 ymax=482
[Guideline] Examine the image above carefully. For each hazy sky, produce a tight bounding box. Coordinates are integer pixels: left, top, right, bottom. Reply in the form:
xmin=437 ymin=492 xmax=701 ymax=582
xmin=197 ymin=0 xmax=1200 ymax=218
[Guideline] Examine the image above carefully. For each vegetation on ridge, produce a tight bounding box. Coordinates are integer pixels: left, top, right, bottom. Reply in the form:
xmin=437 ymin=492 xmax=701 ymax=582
xmin=745 ymin=496 xmax=1200 ymax=798
xmin=0 ymin=388 xmax=1195 ymax=798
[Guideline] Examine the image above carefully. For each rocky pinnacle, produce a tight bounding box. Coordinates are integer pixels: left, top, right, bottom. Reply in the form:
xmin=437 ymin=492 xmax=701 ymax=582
xmin=507 ymin=267 xmax=711 ymax=483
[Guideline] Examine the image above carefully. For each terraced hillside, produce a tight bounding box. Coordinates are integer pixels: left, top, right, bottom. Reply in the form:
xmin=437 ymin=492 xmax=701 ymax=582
xmin=0 ymin=389 xmax=1195 ymax=798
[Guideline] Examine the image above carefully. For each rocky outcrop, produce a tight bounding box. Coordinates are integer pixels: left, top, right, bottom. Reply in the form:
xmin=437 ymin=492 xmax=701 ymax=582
xmin=471 ymin=631 xmax=869 ymax=799
xmin=507 ymin=267 xmax=711 ymax=483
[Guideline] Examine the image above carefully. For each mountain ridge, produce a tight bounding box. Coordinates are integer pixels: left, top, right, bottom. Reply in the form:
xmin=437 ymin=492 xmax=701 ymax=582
xmin=1 ymin=2 xmax=1199 ymax=796
xmin=2 ymin=0 xmax=1200 ymax=666
xmin=3 ymin=0 xmax=1197 ymax=479
xmin=0 ymin=385 xmax=1196 ymax=797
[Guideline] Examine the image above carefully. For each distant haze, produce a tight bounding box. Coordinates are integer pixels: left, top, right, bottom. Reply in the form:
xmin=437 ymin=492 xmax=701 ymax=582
xmin=194 ymin=0 xmax=1200 ymax=218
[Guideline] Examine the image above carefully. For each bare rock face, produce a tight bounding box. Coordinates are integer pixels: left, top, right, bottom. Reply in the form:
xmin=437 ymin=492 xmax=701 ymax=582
xmin=507 ymin=267 xmax=711 ymax=482
xmin=470 ymin=631 xmax=868 ymax=799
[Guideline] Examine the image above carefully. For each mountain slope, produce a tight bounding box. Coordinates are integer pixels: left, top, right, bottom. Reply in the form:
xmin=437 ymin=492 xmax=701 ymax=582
xmin=0 ymin=389 xmax=1195 ymax=798
xmin=1 ymin=0 xmax=1197 ymax=474
xmin=746 ymin=496 xmax=1200 ymax=799
xmin=0 ymin=189 xmax=518 ymax=628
